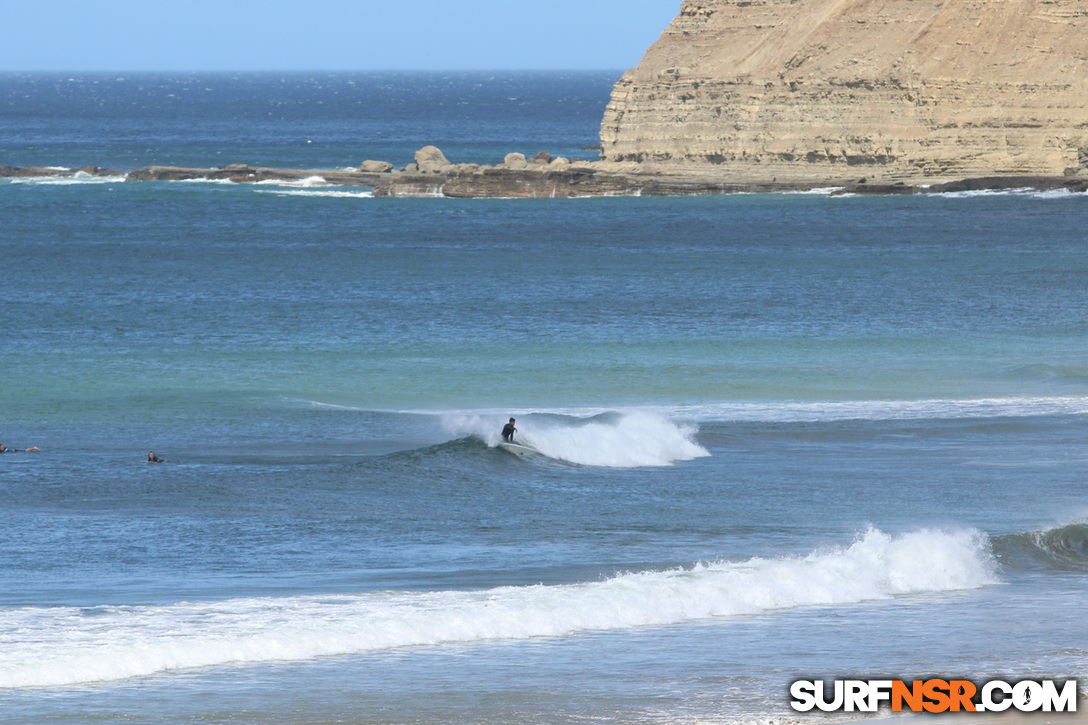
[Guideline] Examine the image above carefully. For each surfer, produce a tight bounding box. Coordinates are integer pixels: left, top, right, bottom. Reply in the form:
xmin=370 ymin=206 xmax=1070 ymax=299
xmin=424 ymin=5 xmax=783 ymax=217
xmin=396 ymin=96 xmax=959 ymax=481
xmin=0 ymin=443 xmax=39 ymax=453
xmin=501 ymin=418 xmax=517 ymax=442
xmin=147 ymin=451 xmax=167 ymax=463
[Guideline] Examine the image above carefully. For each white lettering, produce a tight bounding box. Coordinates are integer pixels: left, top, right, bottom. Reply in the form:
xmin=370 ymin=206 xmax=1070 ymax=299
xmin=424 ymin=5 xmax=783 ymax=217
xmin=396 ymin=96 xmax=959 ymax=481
xmin=790 ymin=680 xmax=817 ymax=712
xmin=815 ymin=680 xmax=844 ymax=712
xmin=1013 ymin=680 xmax=1043 ymax=711
xmin=982 ymin=681 xmax=1013 ymax=712
xmin=1042 ymin=680 xmax=1078 ymax=712
xmin=866 ymin=680 xmax=894 ymax=711
xmin=844 ymin=680 xmax=869 ymax=712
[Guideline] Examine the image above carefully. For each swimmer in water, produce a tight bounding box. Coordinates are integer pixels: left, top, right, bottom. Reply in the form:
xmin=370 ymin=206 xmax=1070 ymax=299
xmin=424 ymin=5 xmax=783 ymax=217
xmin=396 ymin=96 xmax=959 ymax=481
xmin=0 ymin=443 xmax=39 ymax=453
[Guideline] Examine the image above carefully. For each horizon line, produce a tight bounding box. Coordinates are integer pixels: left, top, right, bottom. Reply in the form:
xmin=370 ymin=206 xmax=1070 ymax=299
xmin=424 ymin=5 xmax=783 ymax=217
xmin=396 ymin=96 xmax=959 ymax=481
xmin=0 ymin=67 xmax=630 ymax=75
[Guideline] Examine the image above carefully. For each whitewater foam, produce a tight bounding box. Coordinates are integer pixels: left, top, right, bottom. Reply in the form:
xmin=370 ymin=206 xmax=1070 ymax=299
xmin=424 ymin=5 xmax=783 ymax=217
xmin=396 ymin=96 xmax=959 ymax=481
xmin=257 ymin=188 xmax=374 ymax=199
xmin=933 ymin=187 xmax=1088 ymax=199
xmin=7 ymin=171 xmax=127 ymax=185
xmin=175 ymin=177 xmax=236 ymax=184
xmin=0 ymin=528 xmax=996 ymax=689
xmin=254 ymin=175 xmax=329 ymax=188
xmin=669 ymin=396 xmax=1088 ymax=424
xmin=444 ymin=410 xmax=709 ymax=467
xmin=783 ymin=187 xmax=846 ymax=195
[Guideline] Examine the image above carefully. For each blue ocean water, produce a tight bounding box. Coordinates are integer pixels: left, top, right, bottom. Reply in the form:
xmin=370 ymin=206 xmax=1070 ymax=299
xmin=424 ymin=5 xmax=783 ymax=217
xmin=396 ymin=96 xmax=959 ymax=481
xmin=2 ymin=72 xmax=1088 ymax=724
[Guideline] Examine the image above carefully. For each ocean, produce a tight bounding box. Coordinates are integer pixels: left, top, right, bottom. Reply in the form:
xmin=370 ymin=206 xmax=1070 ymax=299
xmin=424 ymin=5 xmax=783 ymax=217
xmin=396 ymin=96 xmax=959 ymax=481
xmin=2 ymin=71 xmax=1087 ymax=724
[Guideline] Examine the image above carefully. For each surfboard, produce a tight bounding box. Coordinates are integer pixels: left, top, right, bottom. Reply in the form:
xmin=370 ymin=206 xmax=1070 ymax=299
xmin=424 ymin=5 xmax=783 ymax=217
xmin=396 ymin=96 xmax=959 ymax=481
xmin=498 ymin=441 xmax=538 ymax=457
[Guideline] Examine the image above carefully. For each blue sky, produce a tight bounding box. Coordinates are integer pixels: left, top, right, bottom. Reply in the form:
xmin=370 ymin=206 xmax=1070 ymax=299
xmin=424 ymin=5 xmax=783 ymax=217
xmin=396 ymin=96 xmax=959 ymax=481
xmin=6 ymin=1 xmax=679 ymax=71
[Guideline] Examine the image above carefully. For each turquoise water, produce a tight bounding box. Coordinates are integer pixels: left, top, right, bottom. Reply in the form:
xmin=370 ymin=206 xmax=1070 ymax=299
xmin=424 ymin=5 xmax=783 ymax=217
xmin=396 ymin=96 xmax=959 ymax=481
xmin=2 ymin=73 xmax=1088 ymax=724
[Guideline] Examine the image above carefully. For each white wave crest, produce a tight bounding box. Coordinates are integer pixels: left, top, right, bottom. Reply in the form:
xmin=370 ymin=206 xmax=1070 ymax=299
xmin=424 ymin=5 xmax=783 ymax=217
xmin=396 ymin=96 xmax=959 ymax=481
xmin=174 ymin=177 xmax=236 ymax=184
xmin=445 ymin=410 xmax=709 ymax=467
xmin=255 ymin=175 xmax=329 ymax=187
xmin=671 ymin=395 xmax=1088 ymax=423
xmin=7 ymin=171 xmax=127 ymax=185
xmin=932 ymin=187 xmax=1088 ymax=199
xmin=782 ymin=187 xmax=846 ymax=195
xmin=256 ymin=189 xmax=373 ymax=199
xmin=0 ymin=528 xmax=996 ymax=689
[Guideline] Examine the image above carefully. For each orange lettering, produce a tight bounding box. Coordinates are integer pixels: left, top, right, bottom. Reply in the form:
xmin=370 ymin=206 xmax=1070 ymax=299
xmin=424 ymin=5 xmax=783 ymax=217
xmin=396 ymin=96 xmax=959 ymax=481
xmin=892 ymin=680 xmax=924 ymax=712
xmin=949 ymin=680 xmax=977 ymax=712
xmin=922 ymin=679 xmax=951 ymax=713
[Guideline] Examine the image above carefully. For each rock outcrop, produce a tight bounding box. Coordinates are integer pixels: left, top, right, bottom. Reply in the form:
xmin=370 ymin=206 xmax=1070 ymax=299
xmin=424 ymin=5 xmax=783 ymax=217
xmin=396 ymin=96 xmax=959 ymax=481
xmin=124 ymin=165 xmax=393 ymax=186
xmin=502 ymin=152 xmax=529 ymax=170
xmin=7 ymin=161 xmax=1085 ymax=198
xmin=359 ymin=160 xmax=394 ymax=173
xmin=414 ymin=145 xmax=452 ymax=173
xmin=0 ymin=165 xmax=121 ymax=178
xmin=600 ymin=0 xmax=1088 ymax=183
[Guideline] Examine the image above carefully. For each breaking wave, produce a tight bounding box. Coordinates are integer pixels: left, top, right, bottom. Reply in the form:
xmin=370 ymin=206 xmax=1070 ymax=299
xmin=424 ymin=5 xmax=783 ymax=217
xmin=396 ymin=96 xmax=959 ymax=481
xmin=254 ymin=175 xmax=330 ymax=187
xmin=443 ymin=410 xmax=709 ymax=467
xmin=993 ymin=521 xmax=1088 ymax=571
xmin=0 ymin=527 xmax=996 ymax=689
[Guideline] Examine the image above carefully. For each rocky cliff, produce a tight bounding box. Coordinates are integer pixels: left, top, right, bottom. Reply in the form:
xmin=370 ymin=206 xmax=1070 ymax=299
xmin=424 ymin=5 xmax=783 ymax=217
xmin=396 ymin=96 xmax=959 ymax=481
xmin=600 ymin=0 xmax=1088 ymax=183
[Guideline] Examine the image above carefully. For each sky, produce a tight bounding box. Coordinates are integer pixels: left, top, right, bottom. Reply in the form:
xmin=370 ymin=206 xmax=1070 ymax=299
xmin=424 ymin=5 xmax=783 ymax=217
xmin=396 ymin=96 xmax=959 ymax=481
xmin=5 ymin=1 xmax=680 ymax=72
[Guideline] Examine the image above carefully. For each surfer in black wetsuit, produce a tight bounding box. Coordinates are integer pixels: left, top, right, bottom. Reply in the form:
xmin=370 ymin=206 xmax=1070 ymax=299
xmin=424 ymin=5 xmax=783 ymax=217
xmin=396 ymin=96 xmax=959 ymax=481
xmin=501 ymin=418 xmax=517 ymax=442
xmin=148 ymin=451 xmax=167 ymax=463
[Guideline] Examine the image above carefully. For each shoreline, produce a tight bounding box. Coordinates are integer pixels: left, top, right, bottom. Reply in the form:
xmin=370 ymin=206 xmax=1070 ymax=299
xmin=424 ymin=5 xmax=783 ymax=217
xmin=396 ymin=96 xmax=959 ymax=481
xmin=4 ymin=162 xmax=1088 ymax=198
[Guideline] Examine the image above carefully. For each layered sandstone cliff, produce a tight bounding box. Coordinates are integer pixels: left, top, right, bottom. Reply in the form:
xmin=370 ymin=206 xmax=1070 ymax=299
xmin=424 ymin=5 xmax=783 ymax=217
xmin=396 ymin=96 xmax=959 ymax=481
xmin=600 ymin=0 xmax=1088 ymax=183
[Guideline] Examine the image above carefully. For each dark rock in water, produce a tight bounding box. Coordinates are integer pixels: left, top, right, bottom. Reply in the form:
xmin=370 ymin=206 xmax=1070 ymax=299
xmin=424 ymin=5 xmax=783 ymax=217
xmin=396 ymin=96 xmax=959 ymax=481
xmin=374 ymin=166 xmax=823 ymax=198
xmin=925 ymin=176 xmax=1088 ymax=194
xmin=127 ymin=166 xmax=230 ymax=182
xmin=41 ymin=161 xmax=1086 ymax=199
xmin=376 ymin=167 xmax=639 ymax=198
xmin=0 ymin=165 xmax=60 ymax=178
xmin=833 ymin=182 xmax=915 ymax=196
xmin=125 ymin=165 xmax=390 ymax=187
xmin=0 ymin=165 xmax=122 ymax=178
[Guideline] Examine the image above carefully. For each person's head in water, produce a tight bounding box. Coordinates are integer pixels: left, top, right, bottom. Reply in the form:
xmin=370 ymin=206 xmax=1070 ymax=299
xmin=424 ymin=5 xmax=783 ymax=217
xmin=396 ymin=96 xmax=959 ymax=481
xmin=509 ymin=418 xmax=515 ymax=425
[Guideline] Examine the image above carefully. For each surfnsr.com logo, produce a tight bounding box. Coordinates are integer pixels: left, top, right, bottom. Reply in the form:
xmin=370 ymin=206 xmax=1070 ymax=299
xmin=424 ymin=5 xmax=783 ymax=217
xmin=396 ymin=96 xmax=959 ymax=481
xmin=790 ymin=679 xmax=1078 ymax=713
